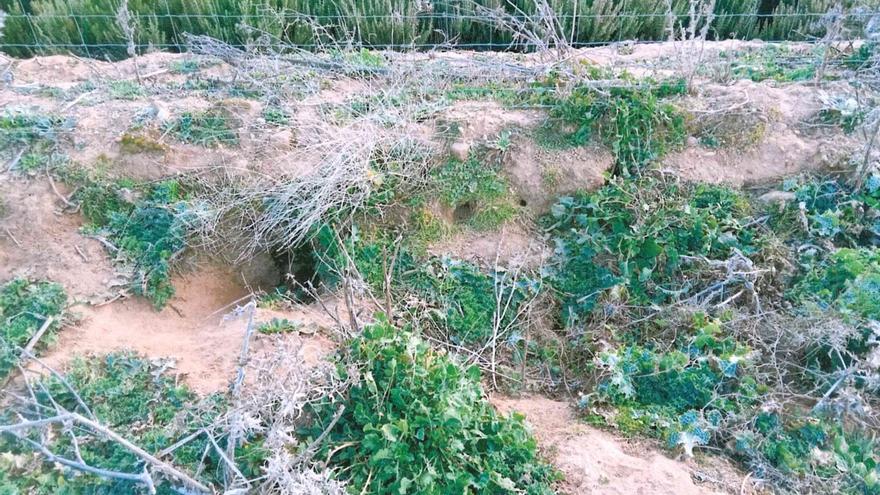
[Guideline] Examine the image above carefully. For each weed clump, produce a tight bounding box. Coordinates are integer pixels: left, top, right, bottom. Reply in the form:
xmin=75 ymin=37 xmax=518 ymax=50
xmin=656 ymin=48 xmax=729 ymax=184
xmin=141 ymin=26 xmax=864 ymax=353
xmin=313 ymin=229 xmax=534 ymax=346
xmin=768 ymin=175 xmax=880 ymax=248
xmin=76 ymin=178 xmax=191 ymax=308
xmin=309 ymin=322 xmax=558 ymax=494
xmin=723 ymin=45 xmax=817 ymax=82
xmin=169 ymin=109 xmax=238 ymax=147
xmin=544 ymin=175 xmax=769 ymax=325
xmin=539 ymin=76 xmax=686 ymax=176
xmin=108 ymin=80 xmax=144 ymax=100
xmin=431 ymin=154 xmax=517 ymax=230
xmin=0 ymin=279 xmax=66 ymax=381
xmin=791 ymin=248 xmax=880 ymax=322
xmin=169 ymin=59 xmax=201 ymax=74
xmin=0 ymin=353 xmax=220 ymax=494
xmin=0 ymin=111 xmax=70 ymax=149
xmin=257 ymin=317 xmax=301 ymax=335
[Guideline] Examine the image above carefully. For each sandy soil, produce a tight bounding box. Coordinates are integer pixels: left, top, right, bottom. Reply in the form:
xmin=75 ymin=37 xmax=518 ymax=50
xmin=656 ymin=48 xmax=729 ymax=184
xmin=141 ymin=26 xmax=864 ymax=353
xmin=492 ymin=396 xmax=743 ymax=495
xmin=0 ymin=45 xmax=860 ymax=489
xmin=426 ymin=222 xmax=550 ymax=267
xmin=39 ymin=264 xmax=337 ymax=395
xmin=0 ymin=176 xmax=117 ymax=301
xmin=665 ymin=79 xmax=858 ymax=186
xmin=2 ymin=50 xmax=858 ymax=190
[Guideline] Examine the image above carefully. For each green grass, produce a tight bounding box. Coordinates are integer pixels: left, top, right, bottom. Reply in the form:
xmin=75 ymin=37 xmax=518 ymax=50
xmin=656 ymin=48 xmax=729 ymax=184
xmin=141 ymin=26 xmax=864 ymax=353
xmin=262 ymin=106 xmax=290 ymax=126
xmin=108 ymin=80 xmax=144 ymax=100
xmin=169 ymin=59 xmax=201 ymax=74
xmin=257 ymin=317 xmax=301 ymax=334
xmin=0 ymin=279 xmax=66 ymax=382
xmin=724 ymin=45 xmax=819 ymax=82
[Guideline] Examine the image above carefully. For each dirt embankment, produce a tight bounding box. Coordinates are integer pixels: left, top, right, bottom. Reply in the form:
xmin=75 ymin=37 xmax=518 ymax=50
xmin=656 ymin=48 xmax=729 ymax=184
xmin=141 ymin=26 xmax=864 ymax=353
xmin=0 ymin=46 xmax=857 ymax=491
xmin=492 ymin=396 xmax=746 ymax=495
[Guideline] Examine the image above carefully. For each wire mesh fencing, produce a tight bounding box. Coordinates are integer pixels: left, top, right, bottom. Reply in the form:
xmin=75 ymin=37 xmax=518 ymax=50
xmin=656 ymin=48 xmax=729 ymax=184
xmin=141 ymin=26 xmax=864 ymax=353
xmin=0 ymin=0 xmax=878 ymax=60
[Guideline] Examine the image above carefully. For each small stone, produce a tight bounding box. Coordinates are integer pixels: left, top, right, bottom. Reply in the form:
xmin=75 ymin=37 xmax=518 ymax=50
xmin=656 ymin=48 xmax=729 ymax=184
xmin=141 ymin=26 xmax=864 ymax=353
xmin=149 ymin=100 xmax=172 ymax=124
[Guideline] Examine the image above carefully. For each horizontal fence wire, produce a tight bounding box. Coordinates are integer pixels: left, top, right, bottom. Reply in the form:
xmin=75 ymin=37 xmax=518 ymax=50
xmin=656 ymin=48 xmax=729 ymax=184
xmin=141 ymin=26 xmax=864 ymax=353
xmin=2 ymin=12 xmax=880 ymax=20
xmin=0 ymin=7 xmax=878 ymax=58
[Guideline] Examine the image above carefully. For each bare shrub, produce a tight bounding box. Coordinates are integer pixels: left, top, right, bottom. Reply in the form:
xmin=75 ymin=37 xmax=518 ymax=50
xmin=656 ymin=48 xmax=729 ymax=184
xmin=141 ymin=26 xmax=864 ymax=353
xmin=237 ymin=338 xmax=349 ymax=494
xmin=665 ymin=0 xmax=717 ymax=88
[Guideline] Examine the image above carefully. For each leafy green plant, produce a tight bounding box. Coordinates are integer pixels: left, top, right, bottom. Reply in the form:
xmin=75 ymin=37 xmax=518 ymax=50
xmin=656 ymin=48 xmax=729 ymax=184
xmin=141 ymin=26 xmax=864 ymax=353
xmin=541 ymin=76 xmax=686 ymax=176
xmin=169 ymin=109 xmax=238 ymax=147
xmin=262 ymin=106 xmax=290 ymax=126
xmin=768 ymin=175 xmax=880 ymax=248
xmin=308 ymin=321 xmax=558 ymax=494
xmin=170 ymin=59 xmax=201 ymax=74
xmin=108 ymin=80 xmax=144 ymax=100
xmin=0 ymin=279 xmax=66 ymax=381
xmin=791 ymin=247 xmax=880 ymax=322
xmin=734 ymin=414 xmax=880 ymax=493
xmin=415 ymin=257 xmax=537 ymax=345
xmin=0 ymin=352 xmax=221 ymax=494
xmin=76 ymin=178 xmax=190 ymax=307
xmin=312 ymin=227 xmax=535 ymax=346
xmin=817 ymin=95 xmax=866 ymax=134
xmin=544 ymin=175 xmax=768 ymax=324
xmin=257 ymin=317 xmax=301 ymax=335
xmin=844 ymin=42 xmax=877 ymax=70
xmin=594 ymin=314 xmax=754 ymax=421
xmin=725 ymin=45 xmax=818 ymax=82
xmin=0 ymin=111 xmax=70 ymax=148
xmin=431 ymin=154 xmax=517 ymax=230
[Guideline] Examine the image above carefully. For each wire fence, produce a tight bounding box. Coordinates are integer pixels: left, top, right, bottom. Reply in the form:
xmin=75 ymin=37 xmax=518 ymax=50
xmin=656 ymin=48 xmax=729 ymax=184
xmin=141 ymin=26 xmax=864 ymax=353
xmin=0 ymin=1 xmax=878 ymax=60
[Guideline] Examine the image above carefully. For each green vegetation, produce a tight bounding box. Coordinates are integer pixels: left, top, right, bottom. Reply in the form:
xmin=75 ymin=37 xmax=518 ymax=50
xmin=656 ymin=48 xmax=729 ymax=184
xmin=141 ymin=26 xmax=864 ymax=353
xmin=562 ymin=173 xmax=880 ymax=492
xmin=169 ymin=59 xmax=201 ymax=74
xmin=262 ymin=106 xmax=290 ymax=126
xmin=543 ymin=175 xmax=767 ymax=324
xmin=792 ymin=248 xmax=880 ymax=321
xmin=257 ymin=317 xmax=301 ymax=334
xmin=76 ymin=178 xmax=191 ymax=307
xmin=313 ymin=229 xmax=535 ymax=346
xmin=539 ymin=76 xmax=687 ymax=176
xmin=0 ymin=1 xmax=855 ymax=59
xmin=769 ymin=175 xmax=880 ymax=249
xmin=168 ymin=109 xmax=238 ymax=147
xmin=431 ymin=154 xmax=517 ymax=230
xmin=410 ymin=257 xmax=537 ymax=345
xmin=723 ymin=45 xmax=818 ymax=82
xmin=0 ymin=279 xmax=66 ymax=381
xmin=309 ymin=321 xmax=558 ymax=494
xmin=0 ymin=111 xmax=70 ymax=149
xmin=108 ymin=80 xmax=144 ymax=100
xmin=0 ymin=353 xmax=221 ymax=494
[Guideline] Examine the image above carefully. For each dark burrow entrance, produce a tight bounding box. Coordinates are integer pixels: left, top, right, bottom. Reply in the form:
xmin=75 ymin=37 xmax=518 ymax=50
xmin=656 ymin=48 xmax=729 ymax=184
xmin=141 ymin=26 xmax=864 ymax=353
xmin=271 ymin=242 xmax=321 ymax=302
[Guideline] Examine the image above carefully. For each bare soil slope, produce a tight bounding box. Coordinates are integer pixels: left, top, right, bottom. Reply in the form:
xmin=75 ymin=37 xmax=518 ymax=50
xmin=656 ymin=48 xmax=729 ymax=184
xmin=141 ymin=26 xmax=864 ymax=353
xmin=492 ymin=396 xmax=745 ymax=495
